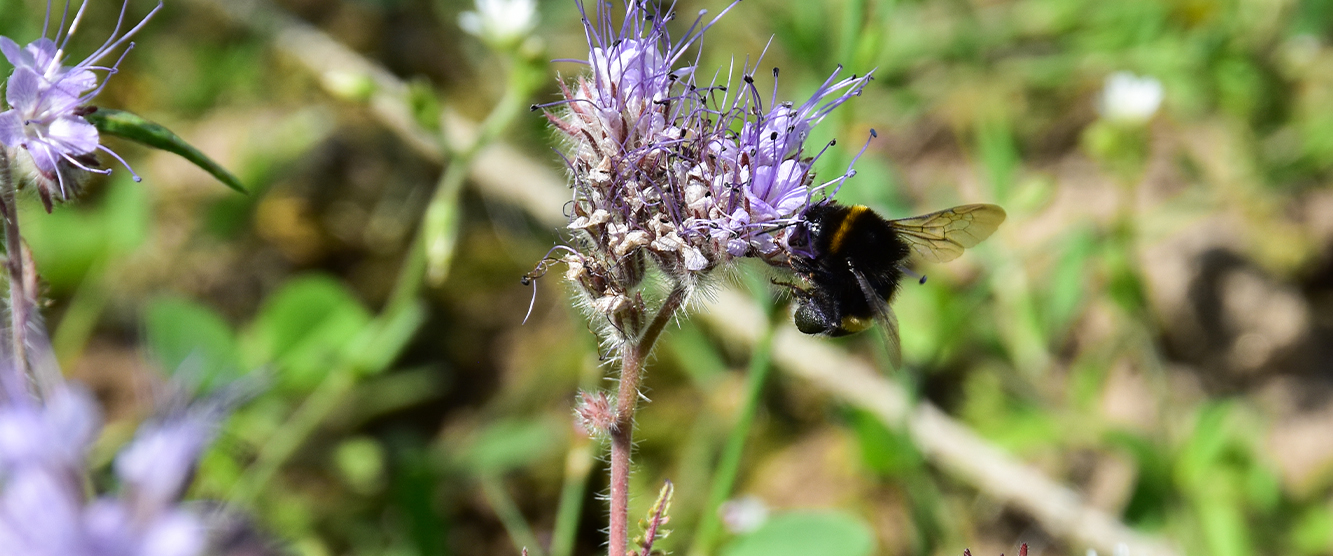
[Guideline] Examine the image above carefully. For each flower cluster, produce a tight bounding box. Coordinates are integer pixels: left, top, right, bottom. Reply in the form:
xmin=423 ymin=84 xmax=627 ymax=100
xmin=540 ymin=0 xmax=872 ymax=337
xmin=0 ymin=1 xmax=161 ymax=211
xmin=0 ymin=372 xmax=232 ymax=556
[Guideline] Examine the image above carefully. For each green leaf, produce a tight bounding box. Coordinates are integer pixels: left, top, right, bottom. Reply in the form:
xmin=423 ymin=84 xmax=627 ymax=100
xmin=241 ymin=275 xmax=372 ymax=390
xmin=721 ymin=510 xmax=876 ymax=556
xmin=20 ymin=177 xmax=150 ymax=292
xmin=144 ymin=296 xmax=241 ymax=388
xmin=455 ymin=418 xmax=564 ymax=476
xmin=86 ymin=108 xmax=246 ymax=194
xmin=848 ymin=408 xmax=922 ymax=477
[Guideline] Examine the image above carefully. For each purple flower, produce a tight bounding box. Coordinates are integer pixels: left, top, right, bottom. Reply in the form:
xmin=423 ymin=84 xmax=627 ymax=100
xmin=590 ymin=39 xmax=673 ymax=105
xmin=0 ymin=1 xmax=162 ymax=210
xmin=0 ymin=466 xmax=87 ymax=556
xmin=0 ymin=385 xmax=101 ymax=475
xmin=115 ymin=414 xmax=213 ymax=516
xmin=538 ymin=0 xmax=871 ymax=329
xmin=0 ymin=384 xmax=224 ymax=556
xmin=0 ymin=466 xmax=207 ymax=556
xmin=683 ymin=66 xmax=873 ymax=259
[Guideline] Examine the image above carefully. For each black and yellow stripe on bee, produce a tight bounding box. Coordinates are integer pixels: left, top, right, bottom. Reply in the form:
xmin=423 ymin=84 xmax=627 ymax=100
xmin=826 ymin=205 xmax=870 ymax=255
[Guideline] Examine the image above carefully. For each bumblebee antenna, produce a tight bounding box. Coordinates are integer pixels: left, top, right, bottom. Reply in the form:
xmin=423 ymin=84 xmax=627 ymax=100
xmin=898 ymin=264 xmax=927 ymax=285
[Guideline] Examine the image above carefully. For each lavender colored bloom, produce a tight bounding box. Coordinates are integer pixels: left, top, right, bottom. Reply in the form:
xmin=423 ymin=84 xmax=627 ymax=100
xmin=686 ymin=66 xmax=873 ymax=257
xmin=0 ymin=385 xmax=100 ymax=475
xmin=0 ymin=1 xmax=162 ymax=210
xmin=0 ymin=384 xmax=225 ymax=556
xmin=589 ymin=38 xmax=676 ymax=106
xmin=539 ymin=0 xmax=873 ymax=332
xmin=115 ymin=413 xmax=213 ymax=515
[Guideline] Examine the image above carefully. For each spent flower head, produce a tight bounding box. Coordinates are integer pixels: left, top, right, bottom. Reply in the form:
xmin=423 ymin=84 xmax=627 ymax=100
xmin=0 ymin=0 xmax=162 ymax=211
xmin=538 ymin=0 xmax=872 ymax=341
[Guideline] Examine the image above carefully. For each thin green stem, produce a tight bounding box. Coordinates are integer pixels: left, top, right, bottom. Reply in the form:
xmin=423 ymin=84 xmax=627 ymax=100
xmin=687 ymin=306 xmax=776 ymax=556
xmin=481 ymin=474 xmax=546 ymax=556
xmin=229 ymin=365 xmax=356 ymax=507
xmin=424 ymin=59 xmax=539 ymax=284
xmin=550 ymin=438 xmax=594 ymax=556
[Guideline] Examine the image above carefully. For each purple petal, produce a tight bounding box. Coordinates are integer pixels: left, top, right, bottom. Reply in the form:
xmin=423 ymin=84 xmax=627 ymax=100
xmin=25 ymin=140 xmax=61 ymax=175
xmin=726 ymin=239 xmax=749 ymax=257
xmin=50 ymin=68 xmax=97 ymax=98
xmin=0 ymin=37 xmax=22 ymax=69
xmin=47 ymin=116 xmax=100 ymax=155
xmin=0 ymin=408 xmax=46 ymax=468
xmin=84 ymin=499 xmax=135 ymax=554
xmin=23 ymin=38 xmax=59 ymax=76
xmin=45 ymin=386 xmax=102 ymax=463
xmin=0 ymin=517 xmax=29 ymax=555
xmin=139 ymin=510 xmax=206 ymax=556
xmin=116 ymin=418 xmax=209 ymax=513
xmin=0 ymin=468 xmax=84 ymax=552
xmin=5 ymin=67 xmax=42 ymax=111
xmin=768 ymin=160 xmax=809 ymax=215
xmin=34 ymin=86 xmax=84 ymax=121
xmin=0 ymin=110 xmax=22 ymax=147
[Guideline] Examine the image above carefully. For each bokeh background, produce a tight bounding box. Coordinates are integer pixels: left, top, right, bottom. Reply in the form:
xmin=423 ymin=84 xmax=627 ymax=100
xmin=3 ymin=0 xmax=1333 ymax=555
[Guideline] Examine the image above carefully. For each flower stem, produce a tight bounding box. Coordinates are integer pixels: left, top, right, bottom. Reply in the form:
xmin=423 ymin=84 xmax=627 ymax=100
xmin=609 ymin=286 xmax=688 ymax=556
xmin=0 ymin=149 xmax=32 ymax=392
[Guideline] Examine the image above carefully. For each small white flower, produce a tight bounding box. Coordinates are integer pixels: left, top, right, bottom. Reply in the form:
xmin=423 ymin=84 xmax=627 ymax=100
xmin=719 ymin=496 xmax=769 ymax=534
xmin=458 ymin=0 xmax=537 ymax=46
xmin=1098 ymin=71 xmax=1163 ymax=123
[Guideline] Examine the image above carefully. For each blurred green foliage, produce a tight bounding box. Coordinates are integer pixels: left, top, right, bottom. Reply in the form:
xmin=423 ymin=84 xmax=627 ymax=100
xmin=7 ymin=0 xmax=1333 ymax=555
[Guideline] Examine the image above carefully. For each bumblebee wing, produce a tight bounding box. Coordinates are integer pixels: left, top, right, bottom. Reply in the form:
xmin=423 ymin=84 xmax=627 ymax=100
xmin=850 ymin=265 xmax=903 ymax=370
xmin=888 ymin=204 xmax=1006 ymax=263
xmin=876 ymin=304 xmax=903 ymax=371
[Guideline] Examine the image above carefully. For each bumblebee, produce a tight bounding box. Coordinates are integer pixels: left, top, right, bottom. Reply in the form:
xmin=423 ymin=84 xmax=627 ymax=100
xmin=784 ymin=201 xmax=1006 ymax=364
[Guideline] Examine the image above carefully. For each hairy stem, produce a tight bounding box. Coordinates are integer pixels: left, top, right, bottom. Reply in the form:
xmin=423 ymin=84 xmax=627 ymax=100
xmin=0 ymin=149 xmax=28 ymax=385
xmin=609 ymin=286 xmax=688 ymax=556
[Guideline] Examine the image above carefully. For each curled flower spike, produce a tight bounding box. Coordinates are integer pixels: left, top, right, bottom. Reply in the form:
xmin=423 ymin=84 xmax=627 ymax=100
xmin=574 ymin=390 xmax=615 ymax=437
xmin=539 ymin=0 xmax=872 ymax=341
xmin=0 ymin=0 xmax=162 ymax=211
